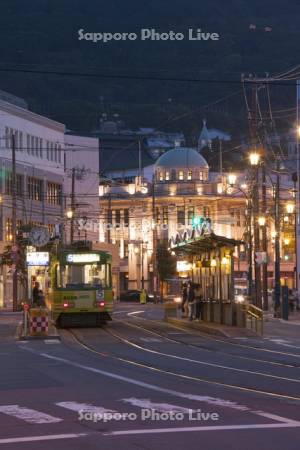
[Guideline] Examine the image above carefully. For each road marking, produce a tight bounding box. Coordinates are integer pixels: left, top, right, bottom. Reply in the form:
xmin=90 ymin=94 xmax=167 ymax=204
xmin=40 ymin=352 xmax=250 ymax=411
xmin=104 ymin=422 xmax=300 ymax=436
xmin=127 ymin=311 xmax=144 ymax=316
xmin=268 ymin=339 xmax=300 ymax=350
xmin=140 ymin=337 xmax=162 ymax=343
xmin=0 ymin=433 xmax=87 ymax=445
xmin=253 ymin=411 xmax=299 ymax=423
xmin=0 ymin=405 xmax=62 ymax=424
xmin=122 ymin=398 xmax=191 ymax=413
xmin=44 ymin=340 xmax=61 ymax=344
xmin=56 ymin=402 xmax=116 ymax=414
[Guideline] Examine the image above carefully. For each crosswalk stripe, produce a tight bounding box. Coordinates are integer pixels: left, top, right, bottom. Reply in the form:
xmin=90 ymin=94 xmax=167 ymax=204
xmin=122 ymin=398 xmax=191 ymax=413
xmin=0 ymin=405 xmax=62 ymax=424
xmin=55 ymin=402 xmax=116 ymax=415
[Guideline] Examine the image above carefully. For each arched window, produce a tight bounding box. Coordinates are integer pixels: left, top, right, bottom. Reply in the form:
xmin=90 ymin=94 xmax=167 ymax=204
xmin=187 ymin=170 xmax=192 ymax=180
xmin=179 ymin=170 xmax=184 ymax=180
xmin=165 ymin=171 xmax=170 ymax=181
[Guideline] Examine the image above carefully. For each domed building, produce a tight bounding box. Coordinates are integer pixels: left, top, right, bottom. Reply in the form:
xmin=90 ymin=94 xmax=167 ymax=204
xmin=99 ymin=144 xmax=247 ymax=294
xmin=155 ymin=146 xmax=209 ymax=183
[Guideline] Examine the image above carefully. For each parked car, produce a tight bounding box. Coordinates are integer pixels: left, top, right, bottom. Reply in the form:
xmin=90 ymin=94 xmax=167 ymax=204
xmin=120 ymin=290 xmax=154 ymax=302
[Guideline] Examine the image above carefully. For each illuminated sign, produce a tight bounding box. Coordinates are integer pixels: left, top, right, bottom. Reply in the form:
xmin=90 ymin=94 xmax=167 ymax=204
xmin=66 ymin=253 xmax=101 ymax=264
xmin=26 ymin=252 xmax=49 ymax=266
xmin=176 ymin=261 xmax=192 ymax=272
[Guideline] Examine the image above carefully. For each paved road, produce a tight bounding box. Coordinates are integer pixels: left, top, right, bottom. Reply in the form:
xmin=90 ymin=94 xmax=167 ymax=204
xmin=0 ymin=306 xmax=299 ymax=449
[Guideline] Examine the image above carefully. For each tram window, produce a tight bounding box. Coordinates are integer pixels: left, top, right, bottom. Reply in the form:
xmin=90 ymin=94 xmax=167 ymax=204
xmin=57 ymin=263 xmax=111 ymax=289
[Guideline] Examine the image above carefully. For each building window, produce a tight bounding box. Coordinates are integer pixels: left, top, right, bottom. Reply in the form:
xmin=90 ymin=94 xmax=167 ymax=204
xmin=178 ymin=170 xmax=184 ymax=181
xmin=58 ymin=145 xmax=62 ymax=163
xmin=47 ymin=182 xmax=62 ymax=205
xmin=159 ymin=172 xmax=164 ymax=181
xmin=165 ymin=171 xmax=170 ymax=181
xmin=5 ymin=172 xmax=23 ymax=197
xmin=155 ymin=207 xmax=161 ymax=225
xmin=39 ymin=138 xmax=43 ymax=158
xmin=27 ymin=135 xmax=30 ymax=154
xmin=46 ymin=141 xmax=50 ymax=160
xmin=28 ymin=176 xmax=43 ymax=201
xmin=115 ymin=210 xmax=121 ymax=228
xmin=124 ymin=240 xmax=129 ymax=258
xmin=124 ymin=209 xmax=129 ymax=226
xmin=188 ymin=206 xmax=194 ymax=225
xmin=19 ymin=132 xmax=23 ymax=151
xmin=162 ymin=206 xmax=168 ymax=225
xmin=200 ymin=172 xmax=204 ymax=181
xmin=177 ymin=206 xmax=185 ymax=226
xmin=5 ymin=218 xmax=13 ymax=242
xmin=187 ymin=170 xmax=192 ymax=180
xmin=203 ymin=206 xmax=210 ymax=218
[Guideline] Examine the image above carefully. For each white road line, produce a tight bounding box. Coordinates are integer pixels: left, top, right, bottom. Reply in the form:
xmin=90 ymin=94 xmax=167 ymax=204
xmin=0 ymin=405 xmax=62 ymax=424
xmin=140 ymin=338 xmax=162 ymax=343
xmin=127 ymin=311 xmax=145 ymax=316
xmin=56 ymin=402 xmax=116 ymax=415
xmin=104 ymin=422 xmax=300 ymax=436
xmin=44 ymin=340 xmax=61 ymax=344
xmin=122 ymin=398 xmax=191 ymax=413
xmin=0 ymin=433 xmax=87 ymax=445
xmin=40 ymin=353 xmax=250 ymax=412
xmin=253 ymin=411 xmax=300 ymax=423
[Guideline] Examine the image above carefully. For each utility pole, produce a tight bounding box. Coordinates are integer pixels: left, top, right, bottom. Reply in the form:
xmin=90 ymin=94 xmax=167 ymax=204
xmin=152 ymin=174 xmax=158 ymax=299
xmin=261 ymin=164 xmax=268 ymax=310
xmin=246 ymin=195 xmax=253 ymax=301
xmin=253 ymin=164 xmax=262 ymax=307
xmin=219 ymin=138 xmax=223 ymax=179
xmin=12 ymin=133 xmax=18 ymax=312
xmin=70 ymin=167 xmax=75 ymax=244
xmin=274 ymin=157 xmax=281 ymax=316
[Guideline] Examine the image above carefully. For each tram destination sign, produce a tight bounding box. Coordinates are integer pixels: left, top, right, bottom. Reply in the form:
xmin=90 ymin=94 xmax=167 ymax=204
xmin=66 ymin=253 xmax=101 ymax=264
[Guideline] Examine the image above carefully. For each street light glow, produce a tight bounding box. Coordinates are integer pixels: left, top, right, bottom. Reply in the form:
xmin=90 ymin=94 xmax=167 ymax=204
xmin=286 ymin=203 xmax=295 ymax=214
xmin=228 ymin=173 xmax=237 ymax=186
xmin=258 ymin=216 xmax=266 ymax=226
xmin=249 ymin=152 xmax=260 ymax=166
xmin=66 ymin=209 xmax=73 ymax=219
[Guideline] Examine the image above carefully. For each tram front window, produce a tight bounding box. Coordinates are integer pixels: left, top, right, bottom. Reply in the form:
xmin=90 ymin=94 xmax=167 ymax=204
xmin=57 ymin=263 xmax=111 ymax=289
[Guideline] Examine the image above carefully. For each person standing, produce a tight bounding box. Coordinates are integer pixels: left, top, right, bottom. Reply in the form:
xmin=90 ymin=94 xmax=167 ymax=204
xmin=187 ymin=282 xmax=195 ymax=321
xmin=194 ymin=284 xmax=202 ymax=321
xmin=181 ymin=283 xmax=188 ymax=315
xmin=32 ymin=282 xmax=40 ymax=307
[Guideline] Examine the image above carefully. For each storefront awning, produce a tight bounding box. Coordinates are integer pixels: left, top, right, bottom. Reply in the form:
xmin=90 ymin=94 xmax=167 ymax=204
xmin=171 ymin=232 xmax=242 ymax=255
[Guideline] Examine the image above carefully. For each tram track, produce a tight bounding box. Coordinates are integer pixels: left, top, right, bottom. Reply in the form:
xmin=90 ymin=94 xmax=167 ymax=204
xmin=124 ymin=313 xmax=300 ymax=361
xmin=114 ymin=317 xmax=300 ymax=370
xmin=66 ymin=326 xmax=300 ymax=404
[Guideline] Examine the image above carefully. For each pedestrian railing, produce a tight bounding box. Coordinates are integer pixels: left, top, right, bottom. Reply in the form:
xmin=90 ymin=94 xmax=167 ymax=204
xmin=244 ymin=304 xmax=263 ymax=335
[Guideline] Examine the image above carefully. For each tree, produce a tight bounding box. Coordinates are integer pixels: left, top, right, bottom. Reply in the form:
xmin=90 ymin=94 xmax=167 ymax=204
xmin=156 ymin=241 xmax=177 ymax=299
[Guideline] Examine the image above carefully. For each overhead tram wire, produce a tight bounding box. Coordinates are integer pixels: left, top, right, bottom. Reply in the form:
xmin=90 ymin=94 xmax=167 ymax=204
xmin=0 ymin=66 xmax=298 ymax=87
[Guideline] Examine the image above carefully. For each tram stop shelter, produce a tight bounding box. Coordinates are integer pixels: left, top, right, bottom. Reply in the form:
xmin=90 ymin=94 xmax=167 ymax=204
xmin=171 ymin=232 xmax=242 ymax=326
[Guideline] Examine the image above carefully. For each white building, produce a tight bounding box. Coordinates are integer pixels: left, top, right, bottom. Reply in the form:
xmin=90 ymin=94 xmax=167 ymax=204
xmin=0 ymin=96 xmax=65 ymax=308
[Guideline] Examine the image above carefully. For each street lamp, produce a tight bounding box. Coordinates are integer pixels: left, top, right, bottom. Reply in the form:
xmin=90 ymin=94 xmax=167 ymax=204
xmin=249 ymin=152 xmax=260 ymax=166
xmin=258 ymin=216 xmax=266 ymax=227
xmin=286 ymin=203 xmax=295 ymax=214
xmin=227 ymin=173 xmax=237 ymax=187
xmin=66 ymin=209 xmax=73 ymax=219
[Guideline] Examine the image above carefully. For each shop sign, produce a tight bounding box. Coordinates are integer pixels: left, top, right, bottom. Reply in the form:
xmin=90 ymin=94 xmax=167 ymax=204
xmin=26 ymin=252 xmax=50 ymax=266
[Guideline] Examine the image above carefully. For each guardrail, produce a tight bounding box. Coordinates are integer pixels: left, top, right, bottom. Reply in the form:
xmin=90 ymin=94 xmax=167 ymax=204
xmin=243 ymin=304 xmax=263 ymax=335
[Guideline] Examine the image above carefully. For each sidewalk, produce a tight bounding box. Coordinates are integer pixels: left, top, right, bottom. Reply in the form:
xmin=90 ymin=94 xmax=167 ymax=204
xmin=263 ymin=310 xmax=300 ymax=340
xmin=0 ymin=312 xmax=22 ymax=342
